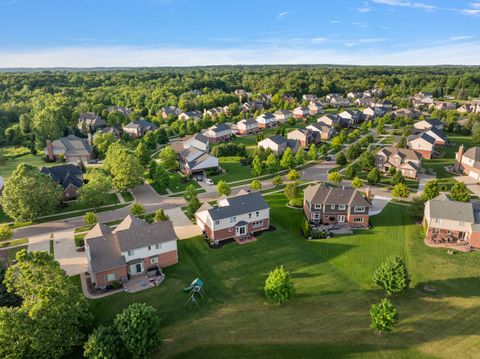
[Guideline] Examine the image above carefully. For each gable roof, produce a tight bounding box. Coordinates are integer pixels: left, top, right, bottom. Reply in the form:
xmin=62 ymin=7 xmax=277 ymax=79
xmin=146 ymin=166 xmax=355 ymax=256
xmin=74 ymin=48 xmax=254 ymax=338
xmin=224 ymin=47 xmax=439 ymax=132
xmin=463 ymin=147 xmax=480 ymax=163
xmin=206 ymin=192 xmax=269 ymax=220
xmin=124 ymin=118 xmax=155 ymax=131
xmin=46 ymin=135 xmax=93 ymax=158
xmin=266 ymin=135 xmax=287 ymax=145
xmin=304 ymin=183 xmax=371 ymax=207
xmin=377 ymin=146 xmax=421 ymax=162
xmin=40 ymin=164 xmax=84 ymax=190
xmin=209 ymin=123 xmax=231 ymax=132
xmin=86 ymin=234 xmax=125 ymax=273
xmin=114 ymin=219 xmax=177 ymax=252
xmin=185 ymin=132 xmax=209 ymax=144
xmin=408 ymin=132 xmax=436 ymax=145
xmin=427 ymin=195 xmax=474 ymax=223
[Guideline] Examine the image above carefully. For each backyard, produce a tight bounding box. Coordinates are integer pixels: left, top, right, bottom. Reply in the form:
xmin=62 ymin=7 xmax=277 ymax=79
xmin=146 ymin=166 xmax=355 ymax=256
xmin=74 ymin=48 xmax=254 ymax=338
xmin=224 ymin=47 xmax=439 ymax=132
xmin=77 ymin=193 xmax=480 ymax=359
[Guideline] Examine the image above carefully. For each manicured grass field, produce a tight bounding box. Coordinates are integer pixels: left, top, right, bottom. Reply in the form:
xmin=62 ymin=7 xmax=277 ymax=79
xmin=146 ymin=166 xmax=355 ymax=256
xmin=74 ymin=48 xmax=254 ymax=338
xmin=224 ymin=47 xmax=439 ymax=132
xmin=214 ymin=156 xmax=253 ymax=183
xmin=0 ymin=153 xmax=60 ymax=179
xmin=120 ymin=191 xmax=134 ymax=202
xmin=78 ymin=193 xmax=480 ymax=359
xmin=168 ymin=172 xmax=200 ymax=193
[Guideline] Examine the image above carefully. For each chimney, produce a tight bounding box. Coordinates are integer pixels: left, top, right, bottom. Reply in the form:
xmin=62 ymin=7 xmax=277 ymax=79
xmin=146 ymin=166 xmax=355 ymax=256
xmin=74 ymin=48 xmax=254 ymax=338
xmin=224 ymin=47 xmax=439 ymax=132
xmin=46 ymin=140 xmax=54 ymax=161
xmin=365 ymin=186 xmax=371 ymax=201
xmin=454 ymin=144 xmax=464 ymax=172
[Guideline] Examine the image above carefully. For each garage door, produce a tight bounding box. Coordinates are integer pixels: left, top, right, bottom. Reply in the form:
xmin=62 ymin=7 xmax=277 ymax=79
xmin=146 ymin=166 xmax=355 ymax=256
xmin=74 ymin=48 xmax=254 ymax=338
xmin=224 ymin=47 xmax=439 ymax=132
xmin=469 ymin=171 xmax=480 ymax=180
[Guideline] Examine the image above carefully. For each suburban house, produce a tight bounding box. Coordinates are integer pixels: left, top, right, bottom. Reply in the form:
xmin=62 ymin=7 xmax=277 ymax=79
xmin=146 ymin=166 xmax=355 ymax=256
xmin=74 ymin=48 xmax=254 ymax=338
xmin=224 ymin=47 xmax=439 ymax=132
xmin=454 ymin=145 xmax=480 ymax=180
xmin=347 ymin=91 xmax=364 ymax=100
xmin=123 ymin=118 xmax=156 ymax=138
xmin=391 ymin=108 xmax=422 ymax=119
xmin=258 ymin=93 xmax=272 ymax=105
xmin=355 ymin=98 xmax=373 ymax=108
xmin=308 ymin=101 xmax=324 ymax=115
xmin=429 ymin=101 xmax=456 ymax=111
xmin=306 ymin=122 xmax=333 ymax=140
xmin=413 ymin=118 xmax=444 ymax=132
xmin=303 ymin=184 xmax=371 ymax=228
xmin=287 ymin=128 xmax=318 ymax=148
xmin=302 ymin=94 xmax=317 ymax=101
xmin=44 ymin=135 xmax=93 ymax=163
xmin=363 ymin=106 xmax=386 ymax=120
xmin=205 ymin=107 xmax=229 ymax=118
xmin=273 ymin=109 xmax=293 ymax=123
xmin=256 ymin=112 xmax=277 ymax=128
xmin=237 ymin=118 xmax=259 ymax=135
xmin=424 ymin=127 xmax=447 ymax=147
xmin=107 ymin=106 xmax=132 ymax=117
xmin=40 ymin=164 xmax=84 ymax=200
xmin=317 ymin=114 xmax=340 ymax=127
xmin=183 ymin=133 xmax=210 ymax=152
xmin=85 ymin=216 xmax=178 ymax=288
xmin=258 ymin=135 xmax=300 ymax=155
xmin=159 ymin=106 xmax=182 ymax=119
xmin=375 ymin=146 xmax=422 ymax=179
xmin=412 ymin=92 xmax=434 ymax=108
xmin=457 ymin=103 xmax=480 ymax=114
xmin=195 ymin=192 xmax=270 ymax=243
xmin=179 ymin=110 xmax=203 ymax=121
xmin=95 ymin=126 xmax=121 ymax=138
xmin=329 ymin=95 xmax=350 ymax=107
xmin=78 ymin=113 xmax=106 ymax=132
xmin=407 ymin=132 xmax=436 ymax=159
xmin=423 ymin=193 xmax=480 ymax=248
xmin=234 ymin=89 xmax=250 ymax=100
xmin=242 ymin=101 xmax=264 ymax=112
xmin=203 ymin=123 xmax=232 ymax=144
xmin=178 ymin=147 xmax=219 ymax=178
xmin=338 ymin=110 xmax=363 ymax=127
xmin=293 ymin=106 xmax=309 ymax=119
xmin=371 ymin=99 xmax=393 ymax=109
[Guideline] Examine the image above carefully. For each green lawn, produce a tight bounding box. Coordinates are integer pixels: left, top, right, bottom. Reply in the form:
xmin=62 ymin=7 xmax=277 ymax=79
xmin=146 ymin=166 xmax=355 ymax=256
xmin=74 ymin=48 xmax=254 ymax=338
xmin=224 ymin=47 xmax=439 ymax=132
xmin=0 ymin=153 xmax=60 ymax=179
xmin=77 ymin=193 xmax=480 ymax=359
xmin=0 ymin=237 xmax=28 ymax=248
xmin=213 ymin=156 xmax=253 ymax=183
xmin=168 ymin=172 xmax=200 ymax=193
xmin=53 ymin=193 xmax=118 ymax=214
xmin=120 ymin=191 xmax=134 ymax=202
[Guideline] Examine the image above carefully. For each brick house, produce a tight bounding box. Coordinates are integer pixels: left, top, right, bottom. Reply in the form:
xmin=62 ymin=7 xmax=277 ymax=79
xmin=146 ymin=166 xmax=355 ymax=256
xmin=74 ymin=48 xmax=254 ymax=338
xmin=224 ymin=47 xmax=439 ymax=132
xmin=237 ymin=118 xmax=260 ymax=135
xmin=287 ymin=128 xmax=318 ymax=148
xmin=256 ymin=112 xmax=278 ymax=128
xmin=85 ymin=216 xmax=178 ymax=288
xmin=203 ymin=123 xmax=232 ymax=144
xmin=423 ymin=193 xmax=480 ymax=248
xmin=159 ymin=106 xmax=182 ymax=119
xmin=40 ymin=164 xmax=84 ymax=200
xmin=308 ymin=101 xmax=324 ymax=115
xmin=123 ymin=118 xmax=156 ymax=138
xmin=77 ymin=112 xmax=106 ymax=133
xmin=195 ymin=192 xmax=270 ymax=242
xmin=257 ymin=135 xmax=300 ymax=155
xmin=293 ymin=106 xmax=309 ymax=119
xmin=413 ymin=118 xmax=444 ymax=132
xmin=407 ymin=132 xmax=436 ymax=159
xmin=306 ymin=122 xmax=333 ymax=140
xmin=273 ymin=109 xmax=293 ymax=123
xmin=317 ymin=114 xmax=340 ymax=127
xmin=375 ymin=146 xmax=422 ymax=179
xmin=303 ymin=184 xmax=371 ymax=228
xmin=44 ymin=135 xmax=93 ymax=163
xmin=454 ymin=145 xmax=480 ymax=180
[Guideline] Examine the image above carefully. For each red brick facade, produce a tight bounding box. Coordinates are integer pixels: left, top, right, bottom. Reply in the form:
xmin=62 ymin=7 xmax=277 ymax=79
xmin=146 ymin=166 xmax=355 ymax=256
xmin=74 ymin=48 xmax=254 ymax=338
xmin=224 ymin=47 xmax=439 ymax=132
xmin=199 ymin=218 xmax=270 ymax=241
xmin=413 ymin=149 xmax=432 ymax=159
xmin=93 ymin=266 xmax=128 ymax=287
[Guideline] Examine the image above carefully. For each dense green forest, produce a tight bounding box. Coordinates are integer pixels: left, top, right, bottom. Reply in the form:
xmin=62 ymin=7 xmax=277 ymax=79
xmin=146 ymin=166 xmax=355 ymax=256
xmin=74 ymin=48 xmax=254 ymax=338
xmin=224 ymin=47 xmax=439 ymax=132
xmin=1 ymin=65 xmax=480 ymax=149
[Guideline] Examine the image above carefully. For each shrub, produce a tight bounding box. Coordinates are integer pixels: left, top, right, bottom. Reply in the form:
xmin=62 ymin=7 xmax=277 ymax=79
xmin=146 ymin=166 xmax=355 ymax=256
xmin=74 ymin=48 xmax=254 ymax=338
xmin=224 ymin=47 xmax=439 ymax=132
xmin=83 ymin=212 xmax=98 ymax=226
xmin=373 ymin=255 xmax=410 ymax=295
xmin=264 ymin=266 xmax=295 ymax=304
xmin=130 ymin=202 xmax=145 ymax=217
xmin=370 ymin=298 xmax=399 ymax=335
xmin=0 ymin=224 xmax=13 ymax=242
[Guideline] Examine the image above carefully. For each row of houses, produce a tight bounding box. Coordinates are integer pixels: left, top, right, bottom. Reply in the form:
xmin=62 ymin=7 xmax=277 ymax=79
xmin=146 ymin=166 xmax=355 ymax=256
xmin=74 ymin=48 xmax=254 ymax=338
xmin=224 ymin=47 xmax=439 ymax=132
xmin=78 ymin=112 xmax=157 ymax=138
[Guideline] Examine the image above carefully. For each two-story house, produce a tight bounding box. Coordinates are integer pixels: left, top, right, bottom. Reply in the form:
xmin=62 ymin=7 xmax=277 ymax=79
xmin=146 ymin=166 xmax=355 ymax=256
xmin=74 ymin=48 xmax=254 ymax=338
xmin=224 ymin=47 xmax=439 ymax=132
xmin=293 ymin=106 xmax=309 ymax=119
xmin=123 ymin=118 xmax=156 ymax=138
xmin=338 ymin=110 xmax=363 ymax=127
xmin=44 ymin=135 xmax=93 ymax=163
xmin=40 ymin=164 xmax=85 ymax=200
xmin=237 ymin=118 xmax=260 ymax=135
xmin=308 ymin=101 xmax=324 ymax=115
xmin=85 ymin=215 xmax=178 ymax=288
xmin=256 ymin=112 xmax=278 ymax=128
xmin=257 ymin=135 xmax=300 ymax=155
xmin=273 ymin=109 xmax=293 ymax=123
xmin=303 ymin=184 xmax=371 ymax=228
xmin=375 ymin=146 xmax=422 ymax=179
xmin=407 ymin=132 xmax=436 ymax=159
xmin=454 ymin=145 xmax=480 ymax=180
xmin=413 ymin=118 xmax=444 ymax=132
xmin=183 ymin=133 xmax=210 ymax=152
xmin=195 ymin=192 xmax=270 ymax=242
xmin=78 ymin=112 xmax=106 ymax=133
xmin=203 ymin=123 xmax=232 ymax=144
xmin=178 ymin=147 xmax=219 ymax=178
xmin=317 ymin=114 xmax=340 ymax=127
xmin=306 ymin=122 xmax=333 ymax=140
xmin=287 ymin=128 xmax=318 ymax=148
xmin=423 ymin=193 xmax=480 ymax=248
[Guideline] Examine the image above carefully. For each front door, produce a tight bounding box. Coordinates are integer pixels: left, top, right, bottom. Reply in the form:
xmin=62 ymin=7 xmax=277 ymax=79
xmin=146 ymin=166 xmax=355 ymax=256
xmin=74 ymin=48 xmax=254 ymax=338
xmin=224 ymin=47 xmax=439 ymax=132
xmin=337 ymin=215 xmax=345 ymax=223
xmin=135 ymin=263 xmax=143 ymax=273
xmin=236 ymin=226 xmax=246 ymax=236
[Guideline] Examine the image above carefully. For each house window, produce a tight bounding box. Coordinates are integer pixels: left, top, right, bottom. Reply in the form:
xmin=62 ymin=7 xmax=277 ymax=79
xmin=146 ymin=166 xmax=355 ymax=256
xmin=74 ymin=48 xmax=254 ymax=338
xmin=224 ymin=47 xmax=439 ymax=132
xmin=155 ymin=243 xmax=161 ymax=250
xmin=256 ymin=211 xmax=259 ymax=217
xmin=312 ymin=213 xmax=320 ymax=220
xmin=314 ymin=203 xmax=321 ymax=209
xmin=150 ymin=256 xmax=159 ymax=264
xmin=228 ymin=228 xmax=233 ymax=232
xmin=249 ymin=213 xmax=252 ymax=219
xmin=106 ymin=273 xmax=116 ymax=282
xmin=214 ymin=220 xmax=220 ymax=225
xmin=127 ymin=249 xmax=134 ymax=256
xmin=338 ymin=204 xmax=346 ymax=210
xmin=435 ymin=218 xmax=442 ymax=224
xmin=354 ymin=217 xmax=364 ymax=223
xmin=230 ymin=216 xmax=236 ymax=223
xmin=330 ymin=205 xmax=335 ymax=209
xmin=354 ymin=206 xmax=365 ymax=212
xmin=148 ymin=245 xmax=151 ymax=250
xmin=459 ymin=221 xmax=465 ymax=227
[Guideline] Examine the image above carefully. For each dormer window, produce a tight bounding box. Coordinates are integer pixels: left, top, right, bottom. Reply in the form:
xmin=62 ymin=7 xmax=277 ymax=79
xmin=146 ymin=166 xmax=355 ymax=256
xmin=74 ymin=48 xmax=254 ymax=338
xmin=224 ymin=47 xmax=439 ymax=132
xmin=127 ymin=249 xmax=134 ymax=256
xmin=230 ymin=216 xmax=236 ymax=223
xmin=339 ymin=204 xmax=346 ymax=210
xmin=354 ymin=206 xmax=365 ymax=212
xmin=214 ymin=220 xmax=220 ymax=225
xmin=314 ymin=203 xmax=321 ymax=209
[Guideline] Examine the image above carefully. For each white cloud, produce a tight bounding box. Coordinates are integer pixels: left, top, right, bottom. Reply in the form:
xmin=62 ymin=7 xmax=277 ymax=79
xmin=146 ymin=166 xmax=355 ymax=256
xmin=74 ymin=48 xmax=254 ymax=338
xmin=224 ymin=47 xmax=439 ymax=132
xmin=309 ymin=37 xmax=328 ymax=44
xmin=330 ymin=20 xmax=341 ymax=23
xmin=471 ymin=2 xmax=480 ymax=8
xmin=1 ymin=42 xmax=480 ymax=67
xmin=276 ymin=11 xmax=289 ymax=19
xmin=461 ymin=9 xmax=480 ymax=15
xmin=357 ymin=6 xmax=371 ymax=13
xmin=351 ymin=21 xmax=369 ymax=28
xmin=449 ymin=35 xmax=475 ymax=41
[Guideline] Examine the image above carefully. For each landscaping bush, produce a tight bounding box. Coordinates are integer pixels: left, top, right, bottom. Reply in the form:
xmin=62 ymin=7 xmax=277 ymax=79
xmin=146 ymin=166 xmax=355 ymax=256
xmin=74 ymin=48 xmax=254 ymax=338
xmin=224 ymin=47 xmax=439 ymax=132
xmin=210 ymin=143 xmax=246 ymax=157
xmin=74 ymin=234 xmax=85 ymax=247
xmin=111 ymin=280 xmax=122 ymax=289
xmin=373 ymin=255 xmax=410 ymax=295
xmin=264 ymin=266 xmax=295 ymax=304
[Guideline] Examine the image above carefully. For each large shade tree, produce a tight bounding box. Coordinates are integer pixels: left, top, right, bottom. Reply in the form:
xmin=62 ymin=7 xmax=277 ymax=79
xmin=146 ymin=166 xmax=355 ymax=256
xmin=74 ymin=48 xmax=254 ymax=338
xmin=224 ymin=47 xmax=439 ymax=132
xmin=104 ymin=142 xmax=144 ymax=191
xmin=1 ymin=163 xmax=63 ymax=221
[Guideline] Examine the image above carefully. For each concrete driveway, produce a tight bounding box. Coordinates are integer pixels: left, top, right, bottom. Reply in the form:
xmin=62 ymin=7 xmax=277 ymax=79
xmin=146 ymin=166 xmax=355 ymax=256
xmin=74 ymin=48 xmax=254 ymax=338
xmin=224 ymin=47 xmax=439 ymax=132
xmin=453 ymin=175 xmax=480 ymax=196
xmin=164 ymin=207 xmax=202 ymax=239
xmin=53 ymin=229 xmax=87 ymax=276
xmin=131 ymin=183 xmax=164 ymax=205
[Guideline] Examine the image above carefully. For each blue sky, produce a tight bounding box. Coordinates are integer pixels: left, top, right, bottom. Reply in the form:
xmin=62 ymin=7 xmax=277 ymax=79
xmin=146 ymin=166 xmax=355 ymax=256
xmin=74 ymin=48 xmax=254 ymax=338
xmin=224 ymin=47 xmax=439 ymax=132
xmin=1 ymin=0 xmax=480 ymax=67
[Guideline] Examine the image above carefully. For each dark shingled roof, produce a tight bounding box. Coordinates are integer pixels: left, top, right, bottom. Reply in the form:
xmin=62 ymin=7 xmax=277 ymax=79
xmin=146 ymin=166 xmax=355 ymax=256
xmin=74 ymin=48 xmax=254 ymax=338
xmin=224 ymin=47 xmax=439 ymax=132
xmin=210 ymin=123 xmax=231 ymax=132
xmin=304 ymin=183 xmax=371 ymax=207
xmin=40 ymin=164 xmax=84 ymax=190
xmin=207 ymin=192 xmax=269 ymax=220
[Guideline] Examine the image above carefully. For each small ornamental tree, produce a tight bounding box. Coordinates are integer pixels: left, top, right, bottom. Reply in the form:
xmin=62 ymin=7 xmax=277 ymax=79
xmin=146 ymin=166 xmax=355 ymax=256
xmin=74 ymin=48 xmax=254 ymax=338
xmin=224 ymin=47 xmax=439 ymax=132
xmin=284 ymin=182 xmax=298 ymax=206
xmin=265 ymin=153 xmax=279 ymax=173
xmin=328 ymin=171 xmax=342 ymax=184
xmin=84 ymin=325 xmax=123 ymax=359
xmin=367 ymin=167 xmax=381 ymax=185
xmin=83 ymin=212 xmax=98 ymax=226
xmin=421 ymin=180 xmax=440 ymax=201
xmin=391 ymin=171 xmax=405 ymax=185
xmin=370 ymin=298 xmax=399 ymax=335
xmin=158 ymin=145 xmax=179 ymax=171
xmin=392 ymin=183 xmax=409 ymax=198
xmin=0 ymin=224 xmax=13 ymax=242
xmin=352 ymin=177 xmax=363 ymax=189
xmin=272 ymin=175 xmax=283 ymax=188
xmin=264 ymin=266 xmax=295 ymax=304
xmin=183 ymin=184 xmax=197 ymax=202
xmin=130 ymin=202 xmax=145 ymax=217
xmin=280 ymin=147 xmax=295 ymax=169
xmin=186 ymin=196 xmax=201 ymax=218
xmin=450 ymin=182 xmax=470 ymax=202
xmin=217 ymin=180 xmax=231 ymax=196
xmin=113 ymin=303 xmax=161 ymax=359
xmin=295 ymin=148 xmax=305 ymax=166
xmin=154 ymin=209 xmax=169 ymax=222
xmin=344 ymin=164 xmax=356 ymax=179
xmin=307 ymin=144 xmax=318 ymax=161
xmin=373 ymin=256 xmax=410 ymax=295
xmin=250 ymin=179 xmax=262 ymax=191
xmin=336 ymin=151 xmax=347 ymax=166
xmin=251 ymin=155 xmax=263 ymax=177
xmin=286 ymin=169 xmax=300 ymax=181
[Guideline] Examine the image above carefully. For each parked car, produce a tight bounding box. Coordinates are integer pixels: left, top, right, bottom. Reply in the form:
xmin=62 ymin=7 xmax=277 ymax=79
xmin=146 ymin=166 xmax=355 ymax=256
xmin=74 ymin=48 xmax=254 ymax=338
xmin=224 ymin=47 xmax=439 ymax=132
xmin=204 ymin=178 xmax=214 ymax=185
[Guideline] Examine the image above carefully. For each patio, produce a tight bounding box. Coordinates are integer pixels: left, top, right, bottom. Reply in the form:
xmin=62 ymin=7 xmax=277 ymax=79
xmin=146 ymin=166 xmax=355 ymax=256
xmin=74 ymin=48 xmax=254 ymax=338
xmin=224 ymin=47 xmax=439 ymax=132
xmin=123 ymin=270 xmax=165 ymax=293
